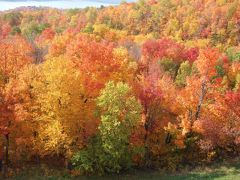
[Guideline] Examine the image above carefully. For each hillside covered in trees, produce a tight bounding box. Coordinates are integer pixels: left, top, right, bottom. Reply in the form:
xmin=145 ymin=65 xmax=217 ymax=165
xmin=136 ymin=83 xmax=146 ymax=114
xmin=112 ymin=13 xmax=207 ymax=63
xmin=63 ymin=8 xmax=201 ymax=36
xmin=0 ymin=0 xmax=239 ymax=177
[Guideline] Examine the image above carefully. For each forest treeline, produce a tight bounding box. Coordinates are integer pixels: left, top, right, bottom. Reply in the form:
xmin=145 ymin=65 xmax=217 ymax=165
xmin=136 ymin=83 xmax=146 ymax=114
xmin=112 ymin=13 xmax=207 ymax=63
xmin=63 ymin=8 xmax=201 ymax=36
xmin=0 ymin=0 xmax=239 ymax=177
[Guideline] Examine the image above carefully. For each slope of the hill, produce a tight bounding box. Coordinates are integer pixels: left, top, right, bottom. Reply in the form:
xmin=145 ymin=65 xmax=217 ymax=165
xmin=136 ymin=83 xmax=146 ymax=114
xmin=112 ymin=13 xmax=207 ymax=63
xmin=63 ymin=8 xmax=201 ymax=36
xmin=0 ymin=0 xmax=239 ymax=178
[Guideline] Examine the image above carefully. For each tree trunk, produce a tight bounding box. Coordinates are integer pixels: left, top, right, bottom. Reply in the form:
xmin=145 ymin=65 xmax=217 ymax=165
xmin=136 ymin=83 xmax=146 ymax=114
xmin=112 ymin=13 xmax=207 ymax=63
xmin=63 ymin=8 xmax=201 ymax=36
xmin=144 ymin=108 xmax=156 ymax=166
xmin=3 ymin=134 xmax=9 ymax=178
xmin=188 ymin=80 xmax=207 ymax=136
xmin=0 ymin=159 xmax=2 ymax=175
xmin=195 ymin=81 xmax=207 ymax=120
xmin=0 ymin=143 xmax=3 ymax=175
xmin=144 ymin=111 xmax=150 ymax=166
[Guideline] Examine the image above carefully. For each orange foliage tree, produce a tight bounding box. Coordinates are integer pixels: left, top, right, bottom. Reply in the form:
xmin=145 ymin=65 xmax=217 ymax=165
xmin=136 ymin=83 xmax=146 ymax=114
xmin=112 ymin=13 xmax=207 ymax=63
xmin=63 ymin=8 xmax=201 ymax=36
xmin=0 ymin=35 xmax=33 ymax=176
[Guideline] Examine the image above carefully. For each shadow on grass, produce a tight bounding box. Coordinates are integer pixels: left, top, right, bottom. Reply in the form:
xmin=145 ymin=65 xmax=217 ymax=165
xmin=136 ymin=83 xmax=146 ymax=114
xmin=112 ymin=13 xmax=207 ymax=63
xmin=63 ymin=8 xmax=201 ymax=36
xmin=7 ymin=160 xmax=240 ymax=180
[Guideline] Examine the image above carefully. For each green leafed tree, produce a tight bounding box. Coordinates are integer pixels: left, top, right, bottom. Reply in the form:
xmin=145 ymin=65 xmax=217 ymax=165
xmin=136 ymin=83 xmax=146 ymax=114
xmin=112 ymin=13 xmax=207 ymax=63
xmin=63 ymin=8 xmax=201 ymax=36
xmin=175 ymin=61 xmax=192 ymax=87
xmin=72 ymin=81 xmax=142 ymax=174
xmin=97 ymin=81 xmax=142 ymax=172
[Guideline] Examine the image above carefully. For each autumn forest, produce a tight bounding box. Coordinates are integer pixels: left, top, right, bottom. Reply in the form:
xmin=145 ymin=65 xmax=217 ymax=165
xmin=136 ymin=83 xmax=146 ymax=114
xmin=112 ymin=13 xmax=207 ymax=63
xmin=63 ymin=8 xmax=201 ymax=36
xmin=0 ymin=0 xmax=240 ymax=178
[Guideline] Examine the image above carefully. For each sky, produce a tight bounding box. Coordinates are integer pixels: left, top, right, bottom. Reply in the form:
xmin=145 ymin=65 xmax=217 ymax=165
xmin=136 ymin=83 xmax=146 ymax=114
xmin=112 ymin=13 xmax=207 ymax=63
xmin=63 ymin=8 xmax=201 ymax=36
xmin=0 ymin=0 xmax=136 ymax=11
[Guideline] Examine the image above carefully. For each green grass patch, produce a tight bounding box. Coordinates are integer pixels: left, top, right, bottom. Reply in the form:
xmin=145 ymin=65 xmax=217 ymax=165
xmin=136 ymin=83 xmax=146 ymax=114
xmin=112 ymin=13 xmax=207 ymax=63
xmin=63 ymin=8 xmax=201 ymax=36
xmin=6 ymin=159 xmax=240 ymax=180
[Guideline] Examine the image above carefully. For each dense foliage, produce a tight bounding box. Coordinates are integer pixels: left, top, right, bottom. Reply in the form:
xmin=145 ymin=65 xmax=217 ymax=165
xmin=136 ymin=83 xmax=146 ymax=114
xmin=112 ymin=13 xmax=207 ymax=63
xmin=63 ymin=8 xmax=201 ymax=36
xmin=0 ymin=0 xmax=239 ymax=177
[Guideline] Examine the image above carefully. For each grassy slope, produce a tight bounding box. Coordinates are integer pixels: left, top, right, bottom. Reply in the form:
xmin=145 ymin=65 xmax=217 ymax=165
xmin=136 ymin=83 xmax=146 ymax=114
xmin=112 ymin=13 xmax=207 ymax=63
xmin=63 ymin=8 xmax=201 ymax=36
xmin=8 ymin=159 xmax=240 ymax=180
